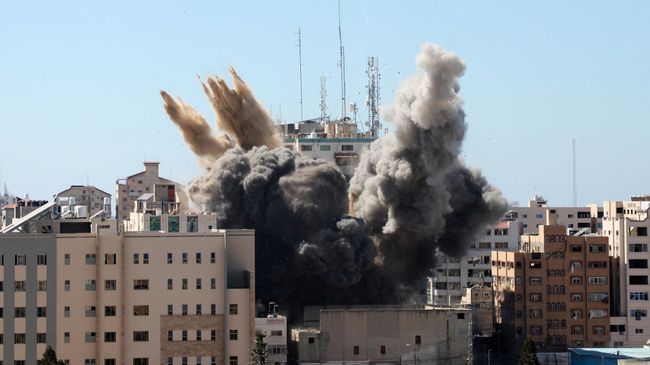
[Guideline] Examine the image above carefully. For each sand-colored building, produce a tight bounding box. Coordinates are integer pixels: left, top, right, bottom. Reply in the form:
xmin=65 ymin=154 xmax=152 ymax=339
xmin=0 ymin=217 xmax=255 ymax=365
xmin=55 ymin=185 xmax=111 ymax=217
xmin=492 ymin=216 xmax=610 ymax=351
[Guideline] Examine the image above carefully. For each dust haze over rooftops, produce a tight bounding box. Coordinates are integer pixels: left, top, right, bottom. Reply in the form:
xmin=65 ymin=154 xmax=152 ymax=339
xmin=161 ymin=43 xmax=507 ymax=318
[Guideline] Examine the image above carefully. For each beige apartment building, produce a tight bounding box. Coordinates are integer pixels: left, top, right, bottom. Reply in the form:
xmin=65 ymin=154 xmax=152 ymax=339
xmin=603 ymin=198 xmax=650 ymax=347
xmin=509 ymin=195 xmax=602 ymax=235
xmin=492 ymin=220 xmax=610 ymax=351
xmin=55 ymin=185 xmax=111 ymax=217
xmin=0 ymin=218 xmax=255 ymax=365
xmin=115 ymin=162 xmax=188 ymax=223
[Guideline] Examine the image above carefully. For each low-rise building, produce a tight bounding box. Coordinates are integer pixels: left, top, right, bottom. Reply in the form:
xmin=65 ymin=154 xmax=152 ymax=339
xmin=55 ymin=185 xmax=111 ymax=217
xmin=255 ymin=314 xmax=287 ymax=365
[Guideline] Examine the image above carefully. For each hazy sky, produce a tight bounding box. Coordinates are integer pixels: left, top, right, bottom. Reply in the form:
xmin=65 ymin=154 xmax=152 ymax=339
xmin=1 ymin=1 xmax=648 ymax=207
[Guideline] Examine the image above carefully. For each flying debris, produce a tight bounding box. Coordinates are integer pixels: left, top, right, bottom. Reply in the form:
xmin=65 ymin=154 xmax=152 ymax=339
xmin=162 ymin=43 xmax=508 ymax=319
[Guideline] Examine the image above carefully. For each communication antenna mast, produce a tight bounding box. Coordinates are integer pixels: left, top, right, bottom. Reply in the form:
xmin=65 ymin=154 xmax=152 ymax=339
xmin=320 ymin=75 xmax=328 ymax=119
xmin=297 ymin=28 xmax=304 ymax=121
xmin=572 ymin=138 xmax=577 ymax=206
xmin=366 ymin=56 xmax=381 ymax=137
xmin=337 ymin=0 xmax=347 ymax=119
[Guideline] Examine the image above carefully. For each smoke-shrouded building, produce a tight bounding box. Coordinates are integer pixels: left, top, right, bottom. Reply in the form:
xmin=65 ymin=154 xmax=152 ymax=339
xmin=0 ymin=212 xmax=255 ymax=365
xmin=492 ymin=218 xmax=610 ymax=352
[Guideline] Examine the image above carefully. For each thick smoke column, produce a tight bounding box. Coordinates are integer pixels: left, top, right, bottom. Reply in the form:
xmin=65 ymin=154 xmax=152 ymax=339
xmin=161 ymin=68 xmax=281 ymax=166
xmin=163 ymin=44 xmax=507 ymax=316
xmin=349 ymin=43 xmax=507 ymax=284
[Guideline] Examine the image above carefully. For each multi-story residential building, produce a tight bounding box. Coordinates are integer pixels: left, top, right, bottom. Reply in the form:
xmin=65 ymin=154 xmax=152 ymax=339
xmin=255 ymin=314 xmax=287 ymax=365
xmin=603 ymin=198 xmax=650 ymax=347
xmin=292 ymin=306 xmax=471 ymax=365
xmin=278 ymin=119 xmax=375 ymax=179
xmin=460 ymin=284 xmax=493 ymax=337
xmin=492 ymin=217 xmax=610 ymax=352
xmin=1 ymin=198 xmax=50 ymax=229
xmin=509 ymin=195 xmax=602 ymax=235
xmin=430 ymin=221 xmax=521 ymax=306
xmin=55 ymin=185 xmax=111 ymax=217
xmin=115 ymin=162 xmax=188 ymax=223
xmin=0 ymin=203 xmax=255 ymax=365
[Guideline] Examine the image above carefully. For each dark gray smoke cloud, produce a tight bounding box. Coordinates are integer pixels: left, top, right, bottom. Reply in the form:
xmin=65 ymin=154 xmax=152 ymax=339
xmin=164 ymin=44 xmax=507 ymax=316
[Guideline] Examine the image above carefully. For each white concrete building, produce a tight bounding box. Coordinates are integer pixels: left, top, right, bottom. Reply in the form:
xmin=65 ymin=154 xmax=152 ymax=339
xmin=255 ymin=315 xmax=287 ymax=365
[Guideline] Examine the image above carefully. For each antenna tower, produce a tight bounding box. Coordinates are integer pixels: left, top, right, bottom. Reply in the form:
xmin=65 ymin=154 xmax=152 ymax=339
xmin=320 ymin=75 xmax=328 ymax=119
xmin=337 ymin=0 xmax=347 ymax=119
xmin=366 ymin=56 xmax=381 ymax=137
xmin=572 ymin=138 xmax=577 ymax=206
xmin=297 ymin=28 xmax=304 ymax=121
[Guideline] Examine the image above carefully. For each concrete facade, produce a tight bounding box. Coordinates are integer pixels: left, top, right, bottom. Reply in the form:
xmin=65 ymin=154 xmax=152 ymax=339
xmin=255 ymin=315 xmax=287 ymax=365
xmin=0 ymin=225 xmax=255 ymax=365
xmin=55 ymin=185 xmax=111 ymax=217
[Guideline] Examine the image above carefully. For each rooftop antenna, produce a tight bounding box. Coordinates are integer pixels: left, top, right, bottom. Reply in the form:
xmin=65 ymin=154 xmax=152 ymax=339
xmin=320 ymin=75 xmax=328 ymax=119
xmin=366 ymin=56 xmax=381 ymax=137
xmin=337 ymin=0 xmax=347 ymax=120
xmin=297 ymin=28 xmax=304 ymax=122
xmin=572 ymin=138 xmax=577 ymax=206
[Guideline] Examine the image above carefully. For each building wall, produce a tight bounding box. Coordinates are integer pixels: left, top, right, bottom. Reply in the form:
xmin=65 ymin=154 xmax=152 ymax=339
xmin=255 ymin=316 xmax=288 ymax=365
xmin=55 ymin=185 xmax=111 ymax=217
xmin=283 ymin=138 xmax=373 ymax=178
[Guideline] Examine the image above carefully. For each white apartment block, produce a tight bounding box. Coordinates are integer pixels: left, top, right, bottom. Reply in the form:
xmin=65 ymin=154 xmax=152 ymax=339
xmin=0 ymin=218 xmax=256 ymax=365
xmin=509 ymin=195 xmax=602 ymax=235
xmin=254 ymin=315 xmax=287 ymax=365
xmin=603 ymin=199 xmax=650 ymax=347
xmin=55 ymin=185 xmax=111 ymax=218
xmin=431 ymin=221 xmax=521 ymax=305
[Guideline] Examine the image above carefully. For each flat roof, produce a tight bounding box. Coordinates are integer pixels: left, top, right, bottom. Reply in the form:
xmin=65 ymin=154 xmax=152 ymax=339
xmin=569 ymin=348 xmax=650 ymax=359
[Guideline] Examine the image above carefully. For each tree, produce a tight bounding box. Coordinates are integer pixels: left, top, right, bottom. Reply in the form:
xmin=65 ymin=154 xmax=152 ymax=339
xmin=41 ymin=345 xmax=66 ymax=365
xmin=251 ymin=331 xmax=269 ymax=365
xmin=518 ymin=337 xmax=541 ymax=365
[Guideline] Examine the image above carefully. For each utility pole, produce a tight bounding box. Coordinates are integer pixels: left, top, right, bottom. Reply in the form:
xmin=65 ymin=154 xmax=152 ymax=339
xmin=320 ymin=75 xmax=328 ymax=120
xmin=572 ymin=138 xmax=577 ymax=206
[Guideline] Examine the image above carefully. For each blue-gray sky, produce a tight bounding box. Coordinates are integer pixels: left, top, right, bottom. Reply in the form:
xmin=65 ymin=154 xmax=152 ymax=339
xmin=1 ymin=1 xmax=648 ymax=206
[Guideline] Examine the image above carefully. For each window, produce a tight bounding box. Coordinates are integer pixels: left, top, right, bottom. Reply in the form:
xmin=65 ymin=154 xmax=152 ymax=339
xmin=630 ymin=276 xmax=649 ymax=285
xmin=64 ymin=306 xmax=70 ymax=317
xmin=65 ymin=253 xmax=71 ymax=265
xmin=105 ymin=280 xmax=116 ymax=291
xmin=589 ymin=245 xmax=605 ymax=253
xmin=571 ymin=326 xmax=584 ymax=335
xmin=630 ymin=292 xmax=649 ymax=301
xmin=588 ymin=276 xmax=607 ymax=285
xmin=168 ymin=305 xmax=173 ymax=315
xmin=229 ymin=304 xmax=238 ymax=315
xmin=167 ymin=278 xmax=173 ymax=290
xmin=167 ymin=253 xmax=173 ymax=264
xmin=15 ymin=307 xmax=25 ymax=317
xmin=86 ymin=306 xmax=96 ymax=317
xmin=570 ymin=310 xmax=583 ymax=320
xmin=380 ymin=345 xmax=386 ymax=354
xmin=133 ymin=359 xmax=149 ymax=365
xmin=64 ymin=280 xmax=71 ymax=291
xmin=85 ymin=279 xmax=96 ymax=291
xmin=104 ymin=332 xmax=116 ymax=342
xmin=529 ymin=277 xmax=542 ymax=285
xmin=593 ymin=326 xmax=605 ymax=335
xmin=300 ymin=145 xmax=313 ymax=151
xmin=341 ymin=145 xmax=354 ymax=151
xmin=211 ymin=304 xmax=216 ymax=315
xmin=211 ymin=330 xmax=217 ymax=341
xmin=133 ymin=279 xmax=149 ymax=290
xmin=182 ymin=278 xmax=188 ymax=290
xmin=630 ymin=309 xmax=648 ymax=318
xmin=530 ymin=326 xmax=543 ymax=335
xmin=589 ymin=309 xmax=608 ymax=318
xmin=630 ymin=259 xmax=648 ymax=269
xmin=105 ymin=253 xmax=116 ymax=264
xmin=196 ymin=330 xmax=202 ymax=341
xmin=182 ymin=253 xmax=188 ymax=264
xmin=571 ymin=276 xmax=582 ymax=285
xmin=196 ymin=304 xmax=202 ymax=315
xmin=37 ymin=332 xmax=47 ymax=343
xmin=571 ymin=293 xmax=583 ymax=301
xmin=495 ymin=242 xmax=508 ymax=249
xmin=86 ymin=254 xmax=97 ymax=265
xmin=38 ymin=280 xmax=47 ymax=291
xmin=196 ymin=252 xmax=201 ymax=264
xmin=143 ymin=253 xmax=149 ymax=264
xmin=133 ymin=253 xmax=139 ymax=264
xmin=133 ymin=331 xmax=149 ymax=342
xmin=229 ymin=357 xmax=238 ymax=365
xmin=530 ymin=309 xmax=542 ymax=319
xmin=210 ymin=252 xmax=216 ymax=263
xmin=570 ymin=245 xmax=582 ymax=252
xmin=588 ymin=293 xmax=609 ymax=302
xmin=182 ymin=304 xmax=188 ymax=315
xmin=588 ymin=261 xmax=608 ymax=268
xmin=229 ymin=330 xmax=238 ymax=340
xmin=629 ymin=244 xmax=648 ymax=252
xmin=37 ymin=307 xmax=47 ymax=317
xmin=211 ymin=278 xmax=216 ymax=289
xmin=529 ymin=293 xmax=542 ymax=302
xmin=196 ymin=278 xmax=202 ymax=289
xmin=64 ymin=332 xmax=70 ymax=343
xmin=85 ymin=332 xmax=97 ymax=343
xmin=105 ymin=306 xmax=116 ymax=316
xmin=37 ymin=254 xmax=47 ymax=265
xmin=15 ymin=281 xmax=25 ymax=291
xmin=133 ymin=305 xmax=149 ymax=316
xmin=182 ymin=330 xmax=188 ymax=341
xmin=15 ymin=254 xmax=26 ymax=265
xmin=478 ymin=242 xmax=491 ymax=249
xmin=636 ymin=328 xmax=644 ymax=334
xmin=196 ymin=357 xmax=202 ymax=365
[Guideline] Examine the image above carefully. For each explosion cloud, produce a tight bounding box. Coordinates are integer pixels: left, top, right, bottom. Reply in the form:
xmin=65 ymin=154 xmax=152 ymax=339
xmin=162 ymin=43 xmax=507 ymax=317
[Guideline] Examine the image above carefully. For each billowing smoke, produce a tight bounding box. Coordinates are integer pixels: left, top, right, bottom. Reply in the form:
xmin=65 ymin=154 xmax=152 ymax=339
xmin=162 ymin=43 xmax=507 ymax=317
